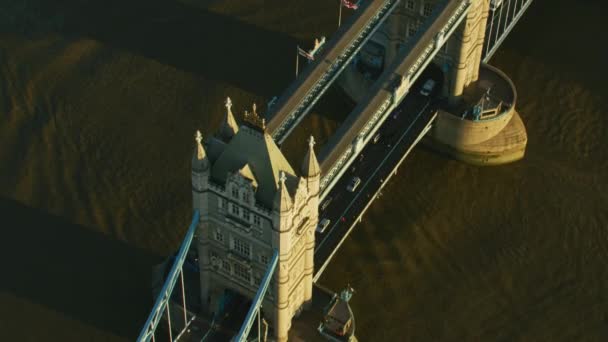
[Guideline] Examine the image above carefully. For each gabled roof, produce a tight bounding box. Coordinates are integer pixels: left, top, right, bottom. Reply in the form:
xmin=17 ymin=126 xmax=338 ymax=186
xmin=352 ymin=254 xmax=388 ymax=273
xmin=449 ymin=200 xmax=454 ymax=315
xmin=211 ymin=125 xmax=296 ymax=208
xmin=238 ymin=163 xmax=258 ymax=189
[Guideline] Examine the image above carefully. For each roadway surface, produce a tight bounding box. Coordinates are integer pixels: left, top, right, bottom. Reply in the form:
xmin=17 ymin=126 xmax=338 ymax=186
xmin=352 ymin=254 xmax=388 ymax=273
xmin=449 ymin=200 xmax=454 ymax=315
xmin=313 ymin=65 xmax=443 ymax=277
xmin=265 ymin=0 xmax=396 ymax=138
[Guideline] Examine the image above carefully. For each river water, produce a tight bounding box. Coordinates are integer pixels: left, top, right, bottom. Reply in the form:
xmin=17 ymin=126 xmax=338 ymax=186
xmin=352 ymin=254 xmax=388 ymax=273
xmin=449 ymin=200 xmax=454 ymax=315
xmin=0 ymin=0 xmax=606 ymax=341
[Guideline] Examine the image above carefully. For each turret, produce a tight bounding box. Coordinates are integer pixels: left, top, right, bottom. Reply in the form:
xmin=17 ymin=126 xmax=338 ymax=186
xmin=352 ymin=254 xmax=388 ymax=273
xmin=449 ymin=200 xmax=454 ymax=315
xmin=192 ymin=129 xmax=209 ymax=220
xmin=301 ymin=135 xmax=321 ymax=177
xmin=192 ymin=130 xmax=209 ymax=172
xmin=273 ymin=171 xmax=293 ymax=214
xmin=217 ymin=97 xmax=239 ymax=142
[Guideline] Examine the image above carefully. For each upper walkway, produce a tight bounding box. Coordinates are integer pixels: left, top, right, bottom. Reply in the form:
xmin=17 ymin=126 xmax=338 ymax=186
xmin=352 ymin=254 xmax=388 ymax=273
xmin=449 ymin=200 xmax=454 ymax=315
xmin=265 ymin=0 xmax=400 ymax=144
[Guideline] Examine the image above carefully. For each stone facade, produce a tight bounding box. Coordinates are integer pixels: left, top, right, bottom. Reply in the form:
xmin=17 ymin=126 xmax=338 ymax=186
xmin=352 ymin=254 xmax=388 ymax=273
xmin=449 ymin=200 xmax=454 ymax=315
xmin=191 ymin=99 xmax=319 ymax=342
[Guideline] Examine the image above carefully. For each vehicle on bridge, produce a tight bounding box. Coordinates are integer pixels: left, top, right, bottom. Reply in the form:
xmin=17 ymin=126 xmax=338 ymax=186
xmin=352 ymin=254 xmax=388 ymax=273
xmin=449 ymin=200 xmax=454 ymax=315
xmin=420 ymin=79 xmax=436 ymax=96
xmin=490 ymin=0 xmax=503 ymax=11
xmin=346 ymin=176 xmax=362 ymax=192
xmin=373 ymin=132 xmax=381 ymax=144
xmin=321 ymin=196 xmax=334 ymax=211
xmin=392 ymin=108 xmax=402 ymax=119
xmin=317 ymin=218 xmax=332 ymax=233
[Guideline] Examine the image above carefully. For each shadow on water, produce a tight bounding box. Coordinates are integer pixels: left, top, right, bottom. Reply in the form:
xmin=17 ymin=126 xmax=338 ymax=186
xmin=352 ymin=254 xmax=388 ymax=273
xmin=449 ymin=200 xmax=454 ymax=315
xmin=0 ymin=197 xmax=162 ymax=339
xmin=0 ymin=0 xmax=300 ymax=97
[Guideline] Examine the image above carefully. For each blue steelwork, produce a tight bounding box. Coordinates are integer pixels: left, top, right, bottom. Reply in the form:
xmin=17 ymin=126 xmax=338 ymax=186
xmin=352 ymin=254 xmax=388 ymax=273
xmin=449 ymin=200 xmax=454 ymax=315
xmin=271 ymin=0 xmax=402 ymax=145
xmin=319 ymin=0 xmax=471 ymax=200
xmin=136 ymin=211 xmax=200 ymax=342
xmin=233 ymin=249 xmax=279 ymax=342
xmin=483 ymin=0 xmax=534 ymax=62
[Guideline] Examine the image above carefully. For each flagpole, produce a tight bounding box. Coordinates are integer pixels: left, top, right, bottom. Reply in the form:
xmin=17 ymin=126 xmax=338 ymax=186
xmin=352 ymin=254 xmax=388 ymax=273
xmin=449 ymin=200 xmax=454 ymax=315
xmin=295 ymin=45 xmax=299 ymax=78
xmin=338 ymin=1 xmax=342 ymax=27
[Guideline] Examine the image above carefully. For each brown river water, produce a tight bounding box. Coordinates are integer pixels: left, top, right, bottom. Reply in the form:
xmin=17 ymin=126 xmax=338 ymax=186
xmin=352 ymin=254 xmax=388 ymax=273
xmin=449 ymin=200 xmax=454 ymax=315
xmin=0 ymin=0 xmax=606 ymax=341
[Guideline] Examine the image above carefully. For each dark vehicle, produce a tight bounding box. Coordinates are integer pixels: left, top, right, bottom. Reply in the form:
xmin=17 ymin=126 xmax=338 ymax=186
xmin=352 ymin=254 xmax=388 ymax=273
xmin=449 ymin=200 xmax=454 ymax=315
xmin=392 ymin=108 xmax=402 ymax=119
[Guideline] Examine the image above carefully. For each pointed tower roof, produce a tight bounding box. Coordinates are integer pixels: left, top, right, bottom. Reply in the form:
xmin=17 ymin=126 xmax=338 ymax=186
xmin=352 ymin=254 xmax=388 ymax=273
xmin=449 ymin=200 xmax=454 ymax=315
xmin=273 ymin=171 xmax=293 ymax=212
xmin=210 ymin=125 xmax=296 ymax=208
xmin=301 ymin=135 xmax=320 ymax=177
xmin=193 ymin=130 xmax=209 ymax=170
xmin=217 ymin=97 xmax=239 ymax=141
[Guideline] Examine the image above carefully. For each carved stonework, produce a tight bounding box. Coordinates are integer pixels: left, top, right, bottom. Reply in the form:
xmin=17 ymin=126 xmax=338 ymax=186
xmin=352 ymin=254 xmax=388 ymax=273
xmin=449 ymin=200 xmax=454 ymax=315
xmin=243 ymin=103 xmax=266 ymax=131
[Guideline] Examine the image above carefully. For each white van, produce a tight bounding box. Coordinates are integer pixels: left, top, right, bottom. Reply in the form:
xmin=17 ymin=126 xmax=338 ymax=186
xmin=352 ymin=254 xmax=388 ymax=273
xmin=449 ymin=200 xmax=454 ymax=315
xmin=346 ymin=176 xmax=361 ymax=192
xmin=373 ymin=132 xmax=381 ymax=143
xmin=420 ymin=79 xmax=436 ymax=96
xmin=317 ymin=218 xmax=331 ymax=233
xmin=320 ymin=196 xmax=333 ymax=211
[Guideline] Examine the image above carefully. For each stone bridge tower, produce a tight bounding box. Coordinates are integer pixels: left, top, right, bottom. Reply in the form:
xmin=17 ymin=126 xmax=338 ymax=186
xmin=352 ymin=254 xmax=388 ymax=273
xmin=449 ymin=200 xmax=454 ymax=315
xmin=347 ymin=0 xmax=490 ymax=104
xmin=191 ymin=98 xmax=319 ymax=341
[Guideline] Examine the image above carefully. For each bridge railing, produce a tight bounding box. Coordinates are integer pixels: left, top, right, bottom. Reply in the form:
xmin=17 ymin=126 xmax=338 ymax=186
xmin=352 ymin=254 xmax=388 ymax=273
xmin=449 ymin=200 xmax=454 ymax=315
xmin=319 ymin=0 xmax=472 ymax=199
xmin=232 ymin=249 xmax=279 ymax=342
xmin=483 ymin=0 xmax=534 ymax=62
xmin=137 ymin=211 xmax=200 ymax=342
xmin=271 ymin=0 xmax=401 ymax=144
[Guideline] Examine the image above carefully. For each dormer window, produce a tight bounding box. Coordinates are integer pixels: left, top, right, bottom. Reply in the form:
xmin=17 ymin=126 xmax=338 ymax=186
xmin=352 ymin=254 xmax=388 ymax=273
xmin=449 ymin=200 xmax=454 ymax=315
xmin=231 ymin=186 xmax=239 ymax=199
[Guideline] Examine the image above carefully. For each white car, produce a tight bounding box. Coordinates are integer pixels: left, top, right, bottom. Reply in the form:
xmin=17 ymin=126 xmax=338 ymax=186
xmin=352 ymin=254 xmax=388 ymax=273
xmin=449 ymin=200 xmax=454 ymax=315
xmin=420 ymin=79 xmax=436 ymax=96
xmin=490 ymin=0 xmax=503 ymax=11
xmin=346 ymin=176 xmax=361 ymax=192
xmin=317 ymin=218 xmax=331 ymax=233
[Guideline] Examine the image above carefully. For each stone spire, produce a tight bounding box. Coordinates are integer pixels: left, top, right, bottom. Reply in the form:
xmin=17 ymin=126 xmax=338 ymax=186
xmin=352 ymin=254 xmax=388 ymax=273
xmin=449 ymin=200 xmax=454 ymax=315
xmin=193 ymin=129 xmax=209 ymax=170
xmin=301 ymin=135 xmax=320 ymax=177
xmin=273 ymin=171 xmax=292 ymax=212
xmin=218 ymin=97 xmax=239 ymax=141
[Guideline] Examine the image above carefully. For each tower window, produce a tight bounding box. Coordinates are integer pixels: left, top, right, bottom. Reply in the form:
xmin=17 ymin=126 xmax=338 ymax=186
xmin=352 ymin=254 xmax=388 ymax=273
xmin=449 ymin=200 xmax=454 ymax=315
xmin=253 ymin=215 xmax=261 ymax=227
xmin=422 ymin=2 xmax=434 ymax=17
xmin=233 ymin=237 xmax=251 ymax=258
xmin=260 ymin=254 xmax=269 ymax=265
xmin=406 ymin=0 xmax=414 ymax=10
xmin=222 ymin=260 xmax=231 ymax=272
xmin=231 ymin=203 xmax=240 ymax=216
xmin=234 ymin=263 xmax=250 ymax=282
xmin=215 ymin=229 xmax=224 ymax=243
xmin=231 ymin=186 xmax=239 ymax=199
xmin=242 ymin=191 xmax=250 ymax=203
xmin=242 ymin=208 xmax=251 ymax=222
xmin=220 ymin=197 xmax=227 ymax=209
xmin=408 ymin=20 xmax=421 ymax=37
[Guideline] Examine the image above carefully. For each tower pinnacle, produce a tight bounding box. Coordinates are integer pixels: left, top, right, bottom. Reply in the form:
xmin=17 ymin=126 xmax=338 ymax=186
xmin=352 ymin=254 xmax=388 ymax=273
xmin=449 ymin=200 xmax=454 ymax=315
xmin=301 ymin=135 xmax=321 ymax=177
xmin=218 ymin=96 xmax=239 ymax=141
xmin=195 ymin=130 xmax=205 ymax=160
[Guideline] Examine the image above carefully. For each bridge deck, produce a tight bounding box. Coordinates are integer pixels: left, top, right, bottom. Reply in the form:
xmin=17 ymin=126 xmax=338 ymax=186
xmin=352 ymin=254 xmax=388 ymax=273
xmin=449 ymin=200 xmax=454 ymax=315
xmin=313 ymin=69 xmax=440 ymax=278
xmin=318 ymin=0 xmax=465 ymax=172
xmin=265 ymin=0 xmax=392 ymax=136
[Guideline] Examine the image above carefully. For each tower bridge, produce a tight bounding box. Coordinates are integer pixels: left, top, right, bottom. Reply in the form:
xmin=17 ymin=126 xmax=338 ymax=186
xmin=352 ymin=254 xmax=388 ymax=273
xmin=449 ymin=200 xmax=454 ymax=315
xmin=138 ymin=0 xmax=533 ymax=341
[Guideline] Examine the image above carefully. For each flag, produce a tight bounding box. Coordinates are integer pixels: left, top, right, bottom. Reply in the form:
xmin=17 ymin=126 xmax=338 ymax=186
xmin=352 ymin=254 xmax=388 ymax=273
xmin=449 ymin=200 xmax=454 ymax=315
xmin=342 ymin=0 xmax=359 ymax=10
xmin=297 ymin=46 xmax=314 ymax=61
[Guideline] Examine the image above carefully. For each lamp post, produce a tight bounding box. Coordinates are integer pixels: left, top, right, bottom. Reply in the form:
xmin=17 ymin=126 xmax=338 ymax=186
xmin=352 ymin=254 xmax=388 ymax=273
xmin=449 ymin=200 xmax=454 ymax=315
xmin=338 ymin=0 xmax=342 ymax=27
xmin=296 ymin=45 xmax=299 ymax=78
